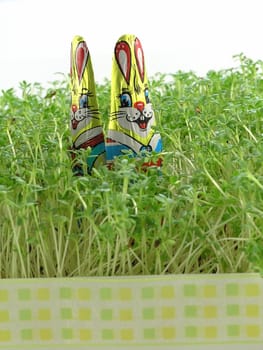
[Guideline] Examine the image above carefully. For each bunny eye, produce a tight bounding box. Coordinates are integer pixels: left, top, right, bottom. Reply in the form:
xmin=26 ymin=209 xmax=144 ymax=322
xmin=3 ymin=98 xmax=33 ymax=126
xmin=144 ymin=88 xmax=150 ymax=104
xmin=120 ymin=92 xmax=132 ymax=107
xmin=79 ymin=94 xmax=88 ymax=108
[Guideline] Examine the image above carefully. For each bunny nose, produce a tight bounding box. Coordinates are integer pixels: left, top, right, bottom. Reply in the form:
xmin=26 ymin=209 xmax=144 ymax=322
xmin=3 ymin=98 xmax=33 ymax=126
xmin=72 ymin=104 xmax=78 ymax=113
xmin=134 ymin=101 xmax=144 ymax=112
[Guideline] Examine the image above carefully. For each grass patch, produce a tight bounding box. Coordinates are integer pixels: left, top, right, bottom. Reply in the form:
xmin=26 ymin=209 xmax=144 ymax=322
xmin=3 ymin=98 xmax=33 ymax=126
xmin=1 ymin=54 xmax=263 ymax=277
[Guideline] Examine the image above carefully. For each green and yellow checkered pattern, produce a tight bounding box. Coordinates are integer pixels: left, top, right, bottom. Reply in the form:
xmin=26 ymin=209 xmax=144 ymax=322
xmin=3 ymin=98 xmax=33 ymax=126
xmin=0 ymin=274 xmax=263 ymax=349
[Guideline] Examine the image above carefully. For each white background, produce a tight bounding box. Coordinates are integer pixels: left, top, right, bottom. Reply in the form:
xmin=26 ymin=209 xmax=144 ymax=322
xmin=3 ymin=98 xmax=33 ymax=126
xmin=0 ymin=0 xmax=263 ymax=91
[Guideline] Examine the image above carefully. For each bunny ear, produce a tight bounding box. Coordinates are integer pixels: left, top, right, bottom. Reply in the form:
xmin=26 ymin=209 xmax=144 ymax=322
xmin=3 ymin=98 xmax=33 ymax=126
xmin=115 ymin=41 xmax=131 ymax=84
xmin=75 ymin=41 xmax=89 ymax=83
xmin=134 ymin=37 xmax=145 ymax=82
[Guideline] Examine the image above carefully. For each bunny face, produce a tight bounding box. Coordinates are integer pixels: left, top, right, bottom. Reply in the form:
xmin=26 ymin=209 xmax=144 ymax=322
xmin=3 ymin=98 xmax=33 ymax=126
xmin=112 ymin=90 xmax=155 ymax=135
xmin=70 ymin=90 xmax=102 ymax=148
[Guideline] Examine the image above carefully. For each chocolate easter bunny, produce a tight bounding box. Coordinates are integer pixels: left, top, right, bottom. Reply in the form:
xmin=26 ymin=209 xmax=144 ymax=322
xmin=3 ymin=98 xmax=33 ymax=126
xmin=106 ymin=34 xmax=162 ymax=166
xmin=69 ymin=34 xmax=162 ymax=174
xmin=69 ymin=36 xmax=106 ymax=174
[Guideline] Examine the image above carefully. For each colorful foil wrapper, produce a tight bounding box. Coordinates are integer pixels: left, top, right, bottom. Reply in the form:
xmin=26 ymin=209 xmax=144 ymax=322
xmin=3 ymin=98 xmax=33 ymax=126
xmin=70 ymin=35 xmax=106 ymax=174
xmin=70 ymin=34 xmax=162 ymax=173
xmin=106 ymin=34 xmax=162 ymax=164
